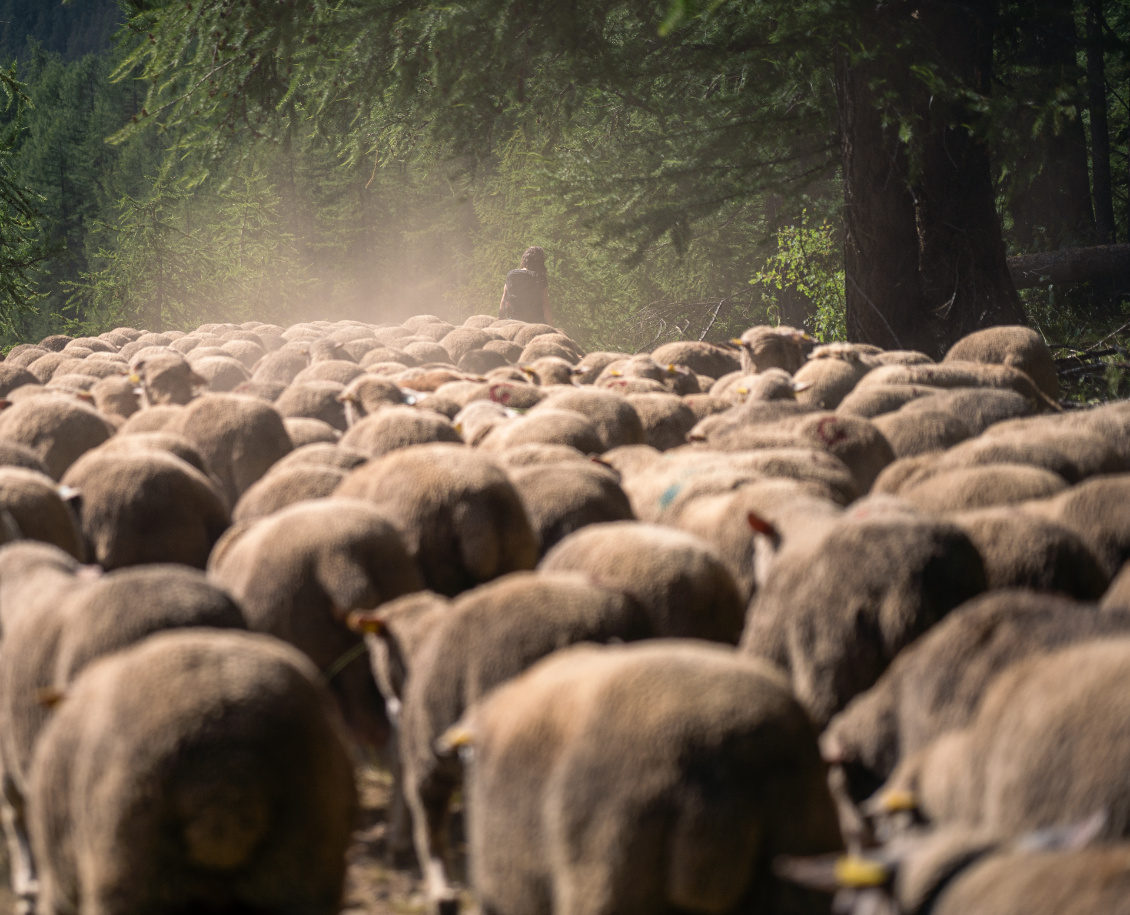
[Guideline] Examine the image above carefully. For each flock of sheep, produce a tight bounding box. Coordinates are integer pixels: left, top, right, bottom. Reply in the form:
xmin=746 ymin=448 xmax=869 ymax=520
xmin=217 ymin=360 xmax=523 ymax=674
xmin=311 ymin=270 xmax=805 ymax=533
xmin=0 ymin=312 xmax=1128 ymax=915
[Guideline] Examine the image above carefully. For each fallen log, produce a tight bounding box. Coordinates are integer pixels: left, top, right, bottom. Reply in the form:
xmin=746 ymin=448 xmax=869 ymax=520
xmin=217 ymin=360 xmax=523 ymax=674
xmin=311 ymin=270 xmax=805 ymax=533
xmin=1008 ymin=244 xmax=1130 ymax=289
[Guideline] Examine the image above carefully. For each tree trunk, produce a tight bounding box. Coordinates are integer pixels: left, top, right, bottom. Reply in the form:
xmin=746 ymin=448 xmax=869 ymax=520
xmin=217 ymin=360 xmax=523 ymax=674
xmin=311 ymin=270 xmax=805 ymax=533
xmin=913 ymin=0 xmax=1026 ymax=346
xmin=835 ymin=20 xmax=931 ymax=354
xmin=837 ymin=0 xmax=1024 ymax=359
xmin=1006 ymin=0 xmax=1095 ymax=250
xmin=1086 ymin=0 xmax=1115 ymax=243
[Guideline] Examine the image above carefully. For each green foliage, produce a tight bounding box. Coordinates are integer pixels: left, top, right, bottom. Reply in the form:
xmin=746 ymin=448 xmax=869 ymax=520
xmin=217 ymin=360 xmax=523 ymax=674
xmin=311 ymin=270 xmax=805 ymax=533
xmin=752 ymin=215 xmax=845 ymax=341
xmin=0 ymin=65 xmax=51 ymax=342
xmin=71 ymin=171 xmax=312 ymax=332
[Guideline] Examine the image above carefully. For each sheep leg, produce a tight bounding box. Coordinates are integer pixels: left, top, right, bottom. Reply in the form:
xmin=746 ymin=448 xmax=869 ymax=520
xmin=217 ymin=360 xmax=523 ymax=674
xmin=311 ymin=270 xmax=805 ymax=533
xmin=2 ymin=775 xmax=37 ymax=915
xmin=407 ymin=772 xmax=459 ymax=915
xmin=384 ymin=733 xmax=415 ymax=866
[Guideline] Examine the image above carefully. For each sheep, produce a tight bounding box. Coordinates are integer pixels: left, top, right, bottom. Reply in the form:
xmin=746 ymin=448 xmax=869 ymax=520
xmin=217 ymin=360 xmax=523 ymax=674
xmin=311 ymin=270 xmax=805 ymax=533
xmin=854 ymin=362 xmax=1057 ymax=411
xmin=232 ymin=463 xmax=349 ymax=522
xmin=335 ymin=443 xmax=538 ymax=596
xmin=0 ymin=366 xmax=37 ymax=399
xmin=217 ymin=337 xmax=265 ymax=367
xmin=2 ymin=347 xmax=46 ymax=369
xmin=395 ymin=571 xmax=655 ymax=912
xmin=691 ymin=409 xmax=894 ymax=493
xmin=167 ymin=393 xmax=293 ymax=505
xmin=949 ymin=508 xmax=1109 ymax=597
xmin=360 ymin=346 xmax=419 ymax=369
xmin=293 ymin=358 xmax=367 ymax=386
xmin=1020 ymin=474 xmax=1130 ymax=577
xmin=625 ymin=392 xmax=698 ymax=450
xmin=732 ymin=324 xmax=814 ymax=373
xmin=482 ymin=338 xmax=523 ymax=364
xmin=401 ymin=341 xmax=454 ymax=364
xmin=836 ymin=383 xmax=946 ymax=418
xmin=93 ymin=429 xmax=212 ymax=477
xmin=60 ymin=449 xmax=230 ymax=570
xmin=337 ymin=374 xmax=411 ymax=425
xmin=520 ymin=355 xmax=575 ymax=385
xmin=270 ymin=441 xmax=367 ymax=475
xmin=284 ymin=416 xmax=340 ymax=446
xmin=0 ymin=564 xmax=245 ymax=915
xmin=189 ymin=353 xmax=252 ymax=391
xmin=518 ymin=341 xmax=579 ymax=368
xmin=871 ymin=408 xmax=973 ymax=458
xmin=0 ymin=542 xmax=87 ymax=638
xmin=651 ymin=339 xmax=742 ymax=378
xmin=529 ymin=387 xmax=646 ymax=450
xmin=0 ymin=442 xmax=48 ymax=476
xmin=493 ymin=442 xmax=591 ymax=467
xmin=478 ymin=408 xmax=605 ymax=454
xmin=684 ymin=391 xmax=743 ymax=420
xmin=0 ymin=394 xmax=113 ymax=480
xmin=23 ymin=353 xmax=69 ymax=383
xmin=540 ymin=520 xmax=746 ymax=643
xmin=130 ymin=351 xmax=206 ymax=405
xmin=508 ymin=460 xmax=635 ymax=554
xmin=453 ymin=400 xmax=512 ymax=446
xmin=458 ymin=349 xmax=510 ymax=374
xmin=712 ymin=368 xmax=801 ymax=404
xmin=874 ymin=638 xmax=1130 ymax=841
xmin=88 ymin=374 xmax=140 ymax=420
xmin=1101 ymin=560 xmax=1130 ymax=611
xmin=896 ymin=463 xmax=1069 ymax=513
xmin=273 ymin=379 xmax=349 ymax=430
xmin=450 ymin=640 xmax=843 ymax=915
xmin=569 ymin=350 xmax=631 ymax=384
xmin=0 ymin=468 xmax=83 ymax=560
xmin=742 ymin=509 xmax=987 ymax=726
xmin=669 ymin=478 xmax=846 ymax=600
xmin=28 ymin=630 xmax=357 ymax=915
xmin=943 ymin=324 xmax=1059 ymax=401
xmin=462 ymin=378 xmax=547 ymax=411
xmin=823 ymin=590 xmax=1130 ymax=805
xmin=509 ymin=322 xmax=558 ymax=346
xmin=208 ymin=497 xmax=424 ymax=750
xmin=606 ymin=444 xmax=859 ymax=517
xmin=250 ymin=346 xmax=310 ymax=385
xmin=340 ymin=404 xmax=463 ymax=458
xmin=792 ymin=347 xmax=874 ymax=409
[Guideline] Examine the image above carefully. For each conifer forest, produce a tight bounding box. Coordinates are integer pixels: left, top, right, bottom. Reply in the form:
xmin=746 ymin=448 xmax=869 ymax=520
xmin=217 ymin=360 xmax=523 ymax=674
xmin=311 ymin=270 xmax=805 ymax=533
xmin=1 ymin=0 xmax=1130 ymax=396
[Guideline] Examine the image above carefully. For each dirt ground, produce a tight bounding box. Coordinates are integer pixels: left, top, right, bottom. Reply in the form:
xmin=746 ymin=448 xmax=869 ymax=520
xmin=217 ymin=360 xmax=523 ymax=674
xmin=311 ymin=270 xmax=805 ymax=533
xmin=343 ymin=765 xmax=475 ymax=915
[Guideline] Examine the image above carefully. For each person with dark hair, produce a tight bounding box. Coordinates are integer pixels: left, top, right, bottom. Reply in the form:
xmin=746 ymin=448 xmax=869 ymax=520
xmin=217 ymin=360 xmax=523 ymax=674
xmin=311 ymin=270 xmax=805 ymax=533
xmin=499 ymin=246 xmax=553 ymax=324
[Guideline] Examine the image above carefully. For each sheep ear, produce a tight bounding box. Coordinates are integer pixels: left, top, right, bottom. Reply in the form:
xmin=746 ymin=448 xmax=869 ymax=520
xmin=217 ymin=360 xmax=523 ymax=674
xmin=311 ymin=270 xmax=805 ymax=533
xmin=345 ymin=609 xmax=387 ymax=636
xmin=792 ymin=380 xmax=814 ymax=393
xmin=189 ymin=371 xmax=207 ymax=388
xmin=747 ymin=511 xmax=779 ymax=539
xmin=0 ymin=399 xmax=11 ymax=411
xmin=36 ymin=687 xmax=66 ymax=709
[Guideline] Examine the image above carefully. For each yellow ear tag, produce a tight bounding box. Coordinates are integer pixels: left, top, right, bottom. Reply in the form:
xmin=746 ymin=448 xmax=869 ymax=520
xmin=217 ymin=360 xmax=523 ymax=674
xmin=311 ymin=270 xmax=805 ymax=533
xmin=736 ymin=387 xmax=749 ymax=395
xmin=441 ymin=726 xmax=474 ymax=749
xmin=834 ymin=855 xmax=889 ymax=888
xmin=127 ymin=373 xmax=141 ymax=384
xmin=609 ymin=369 xmax=622 ymax=377
xmin=879 ymin=788 xmax=918 ymax=813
